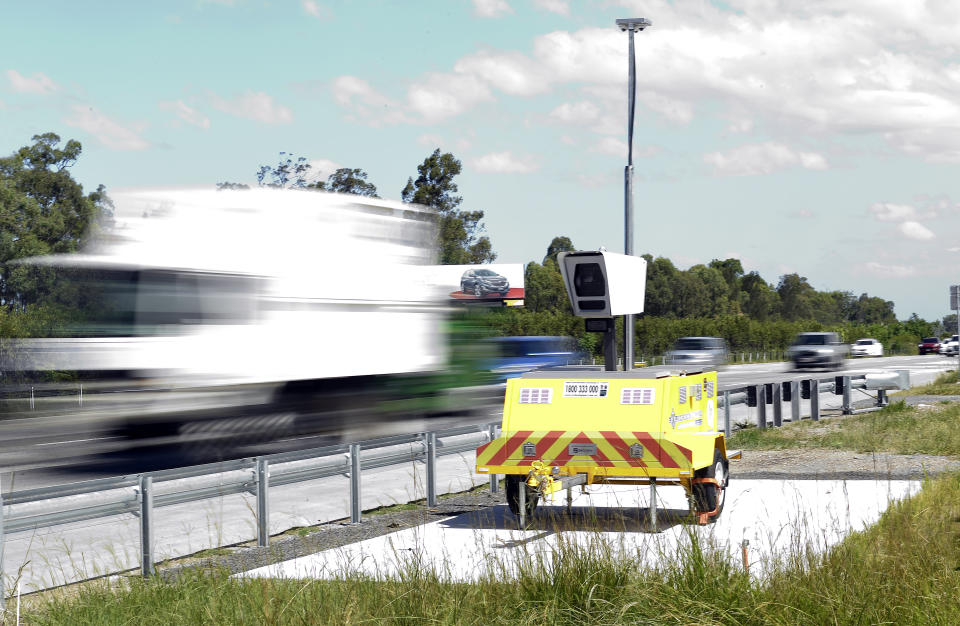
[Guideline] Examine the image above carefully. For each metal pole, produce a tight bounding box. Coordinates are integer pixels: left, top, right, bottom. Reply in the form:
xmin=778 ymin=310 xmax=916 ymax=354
xmin=649 ymin=478 xmax=657 ymax=532
xmin=426 ymin=432 xmax=437 ymax=508
xmin=604 ymin=326 xmax=617 ymax=371
xmin=623 ymin=24 xmax=637 ymax=372
xmin=772 ymin=382 xmax=782 ymax=427
xmin=723 ymin=390 xmax=731 ymax=438
xmin=139 ymin=475 xmax=154 ymax=578
xmin=488 ymin=424 xmax=499 ymax=494
xmin=756 ymin=385 xmax=767 ymax=428
xmin=810 ymin=379 xmax=820 ymax=421
xmin=349 ymin=443 xmax=361 ymax=524
xmin=842 ymin=375 xmax=852 ymax=414
xmin=256 ymin=458 xmax=269 ymax=547
xmin=518 ymin=481 xmax=527 ymax=528
xmin=790 ymin=381 xmax=800 ymax=422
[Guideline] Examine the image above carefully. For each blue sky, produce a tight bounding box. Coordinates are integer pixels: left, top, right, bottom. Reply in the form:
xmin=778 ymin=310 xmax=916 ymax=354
xmin=3 ymin=0 xmax=959 ymax=321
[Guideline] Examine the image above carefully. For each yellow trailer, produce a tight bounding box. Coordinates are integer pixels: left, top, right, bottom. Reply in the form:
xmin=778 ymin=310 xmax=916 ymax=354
xmin=477 ymin=369 xmax=738 ymax=525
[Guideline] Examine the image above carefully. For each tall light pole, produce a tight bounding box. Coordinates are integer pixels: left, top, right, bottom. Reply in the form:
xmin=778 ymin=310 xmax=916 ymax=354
xmin=616 ymin=17 xmax=651 ymax=371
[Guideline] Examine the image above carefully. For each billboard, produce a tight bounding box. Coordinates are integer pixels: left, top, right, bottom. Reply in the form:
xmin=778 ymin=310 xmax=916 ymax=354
xmin=427 ymin=264 xmax=525 ymax=306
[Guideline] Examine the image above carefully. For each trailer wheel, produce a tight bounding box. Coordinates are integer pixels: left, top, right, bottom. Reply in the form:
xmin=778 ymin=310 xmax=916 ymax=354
xmin=505 ymin=475 xmax=539 ymax=518
xmin=693 ymin=449 xmax=728 ymax=517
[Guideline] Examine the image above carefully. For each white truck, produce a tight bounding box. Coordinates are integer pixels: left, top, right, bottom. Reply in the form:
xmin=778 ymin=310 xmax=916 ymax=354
xmin=6 ymin=187 xmax=452 ymax=443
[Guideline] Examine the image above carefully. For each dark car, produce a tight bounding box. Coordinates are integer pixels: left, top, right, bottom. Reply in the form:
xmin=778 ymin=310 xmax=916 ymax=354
xmin=460 ymin=268 xmax=509 ymax=297
xmin=918 ymin=337 xmax=941 ymax=355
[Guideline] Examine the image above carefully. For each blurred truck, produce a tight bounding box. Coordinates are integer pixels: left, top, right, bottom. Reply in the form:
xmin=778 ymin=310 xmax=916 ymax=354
xmin=3 ymin=187 xmax=452 ymax=442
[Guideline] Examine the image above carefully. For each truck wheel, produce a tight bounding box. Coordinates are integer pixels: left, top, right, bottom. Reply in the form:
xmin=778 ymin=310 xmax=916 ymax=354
xmin=693 ymin=449 xmax=728 ymax=517
xmin=505 ymin=475 xmax=539 ymax=518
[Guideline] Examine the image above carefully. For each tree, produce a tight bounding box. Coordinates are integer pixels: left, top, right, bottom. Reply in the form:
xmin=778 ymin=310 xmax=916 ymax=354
xmin=740 ymin=272 xmax=780 ymax=321
xmin=257 ymin=152 xmax=313 ymax=188
xmin=776 ymin=273 xmax=816 ymax=321
xmin=543 ymin=236 xmax=574 ymax=265
xmin=0 ymin=133 xmax=109 ymax=308
xmin=323 ymin=168 xmax=378 ymax=197
xmin=216 ymin=181 xmax=250 ymax=190
xmin=402 ymin=149 xmax=495 ymax=265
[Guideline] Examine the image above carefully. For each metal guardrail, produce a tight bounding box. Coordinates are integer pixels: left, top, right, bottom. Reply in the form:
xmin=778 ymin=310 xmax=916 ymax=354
xmin=0 ymin=422 xmax=495 ymax=587
xmin=0 ymin=368 xmax=910 ymax=595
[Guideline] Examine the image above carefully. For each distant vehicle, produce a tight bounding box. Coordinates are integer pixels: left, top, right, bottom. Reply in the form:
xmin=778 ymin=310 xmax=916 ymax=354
xmin=665 ymin=336 xmax=729 ymax=370
xmin=787 ymin=332 xmax=849 ymax=369
xmin=851 ymin=338 xmax=883 ymax=357
xmin=460 ymin=268 xmax=509 ymax=297
xmin=918 ymin=337 xmax=941 ymax=355
xmin=485 ymin=336 xmax=583 ymax=382
xmin=940 ymin=335 xmax=959 ymax=357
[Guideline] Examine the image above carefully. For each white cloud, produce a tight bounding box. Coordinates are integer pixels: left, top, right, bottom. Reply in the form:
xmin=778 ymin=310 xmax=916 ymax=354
xmin=549 ymin=101 xmax=600 ymax=124
xmin=869 ymin=202 xmax=916 ymax=222
xmin=533 ymin=0 xmax=569 ymax=16
xmin=331 ymin=4 xmax=960 ymax=160
xmin=948 ymin=247 xmax=960 ymax=253
xmin=63 ymin=105 xmax=150 ymax=151
xmin=301 ymin=1 xmax=327 ymax=18
xmin=471 ymin=151 xmax=538 ymax=173
xmin=407 ymin=73 xmax=493 ymax=123
xmin=472 ymin=0 xmax=512 ymax=18
xmin=728 ymin=119 xmax=754 ymax=133
xmin=788 ymin=209 xmax=815 ymax=219
xmin=331 ymin=75 xmax=408 ymax=125
xmin=307 ymin=158 xmax=341 ymax=181
xmin=6 ymin=69 xmax=58 ymax=94
xmin=899 ymin=221 xmax=935 ymax=240
xmin=589 ymin=136 xmax=627 ymax=157
xmin=704 ymin=142 xmax=829 ymax=176
xmin=159 ymin=99 xmax=210 ymax=129
xmin=210 ymin=90 xmax=293 ymax=125
xmin=417 ymin=134 xmax=444 ymax=147
xmin=861 ymin=262 xmax=918 ymax=278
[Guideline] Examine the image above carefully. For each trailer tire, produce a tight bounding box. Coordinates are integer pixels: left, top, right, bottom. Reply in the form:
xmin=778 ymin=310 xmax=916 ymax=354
xmin=505 ymin=475 xmax=539 ymax=518
xmin=693 ymin=449 xmax=728 ymax=518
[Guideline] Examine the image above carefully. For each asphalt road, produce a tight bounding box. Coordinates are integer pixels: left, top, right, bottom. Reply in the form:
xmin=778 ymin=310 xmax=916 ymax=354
xmin=1 ymin=354 xmax=955 ymax=492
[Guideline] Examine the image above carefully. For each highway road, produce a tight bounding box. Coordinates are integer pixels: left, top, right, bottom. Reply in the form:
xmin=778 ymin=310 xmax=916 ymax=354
xmin=1 ymin=354 xmax=955 ymax=492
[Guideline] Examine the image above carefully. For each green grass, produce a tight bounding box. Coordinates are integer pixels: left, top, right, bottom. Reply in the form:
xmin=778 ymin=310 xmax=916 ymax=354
xmin=892 ymin=369 xmax=960 ymax=396
xmin=21 ymin=472 xmax=960 ymax=625
xmin=728 ymin=399 xmax=960 ymax=456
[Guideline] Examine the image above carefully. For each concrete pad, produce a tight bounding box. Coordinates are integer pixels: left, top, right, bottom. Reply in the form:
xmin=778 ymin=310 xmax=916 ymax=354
xmin=239 ymin=479 xmax=919 ymax=582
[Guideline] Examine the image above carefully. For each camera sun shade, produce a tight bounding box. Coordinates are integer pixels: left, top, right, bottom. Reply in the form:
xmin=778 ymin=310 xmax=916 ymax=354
xmin=557 ymin=251 xmax=647 ymax=318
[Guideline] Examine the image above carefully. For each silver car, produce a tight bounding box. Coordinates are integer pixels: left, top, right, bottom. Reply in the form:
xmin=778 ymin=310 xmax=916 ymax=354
xmin=665 ymin=337 xmax=729 ymax=370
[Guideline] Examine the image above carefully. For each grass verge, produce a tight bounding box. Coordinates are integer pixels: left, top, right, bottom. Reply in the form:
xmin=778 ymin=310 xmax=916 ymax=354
xmin=19 ymin=472 xmax=960 ymax=625
xmin=891 ymin=369 xmax=960 ymax=396
xmin=728 ymin=398 xmax=960 ymax=456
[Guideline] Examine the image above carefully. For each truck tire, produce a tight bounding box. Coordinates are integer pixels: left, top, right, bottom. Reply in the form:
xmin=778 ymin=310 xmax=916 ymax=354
xmin=505 ymin=475 xmax=539 ymax=518
xmin=692 ymin=449 xmax=728 ymax=518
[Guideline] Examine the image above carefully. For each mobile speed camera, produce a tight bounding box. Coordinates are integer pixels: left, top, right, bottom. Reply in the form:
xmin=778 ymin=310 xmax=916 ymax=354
xmin=557 ymin=250 xmax=647 ymax=318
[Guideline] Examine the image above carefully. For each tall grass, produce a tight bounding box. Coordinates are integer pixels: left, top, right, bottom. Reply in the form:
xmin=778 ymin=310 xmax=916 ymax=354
xmin=729 ymin=399 xmax=960 ymax=456
xmin=21 ymin=473 xmax=960 ymax=625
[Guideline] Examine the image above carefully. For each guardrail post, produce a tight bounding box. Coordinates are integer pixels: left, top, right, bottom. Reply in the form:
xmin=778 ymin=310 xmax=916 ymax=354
xmin=723 ymin=391 xmax=731 ymax=438
xmin=349 ymin=443 xmax=362 ymax=524
xmin=790 ymin=381 xmax=800 ymax=422
xmin=772 ymin=382 xmax=783 ymax=427
xmin=139 ymin=475 xmax=154 ymax=578
xmin=810 ymin=379 xmax=820 ymax=421
xmin=842 ymin=376 xmax=852 ymax=414
xmin=426 ymin=432 xmax=437 ymax=508
xmin=877 ymin=389 xmax=887 ymax=407
xmin=488 ymin=424 xmax=499 ymax=494
xmin=256 ymin=458 xmax=269 ymax=547
xmin=755 ymin=385 xmax=767 ymax=428
xmin=649 ymin=478 xmax=658 ymax=532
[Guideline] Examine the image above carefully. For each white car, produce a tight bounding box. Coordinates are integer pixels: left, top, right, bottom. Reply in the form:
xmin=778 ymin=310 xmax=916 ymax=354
xmin=940 ymin=335 xmax=959 ymax=357
xmin=851 ymin=338 xmax=883 ymax=357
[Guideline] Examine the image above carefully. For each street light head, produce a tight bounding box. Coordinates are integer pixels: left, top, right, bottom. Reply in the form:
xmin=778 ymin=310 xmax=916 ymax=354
xmin=616 ymin=18 xmax=652 ymax=32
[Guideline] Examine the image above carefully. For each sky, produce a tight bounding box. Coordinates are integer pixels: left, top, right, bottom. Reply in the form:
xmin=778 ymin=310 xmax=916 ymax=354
xmin=2 ymin=0 xmax=959 ymax=321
